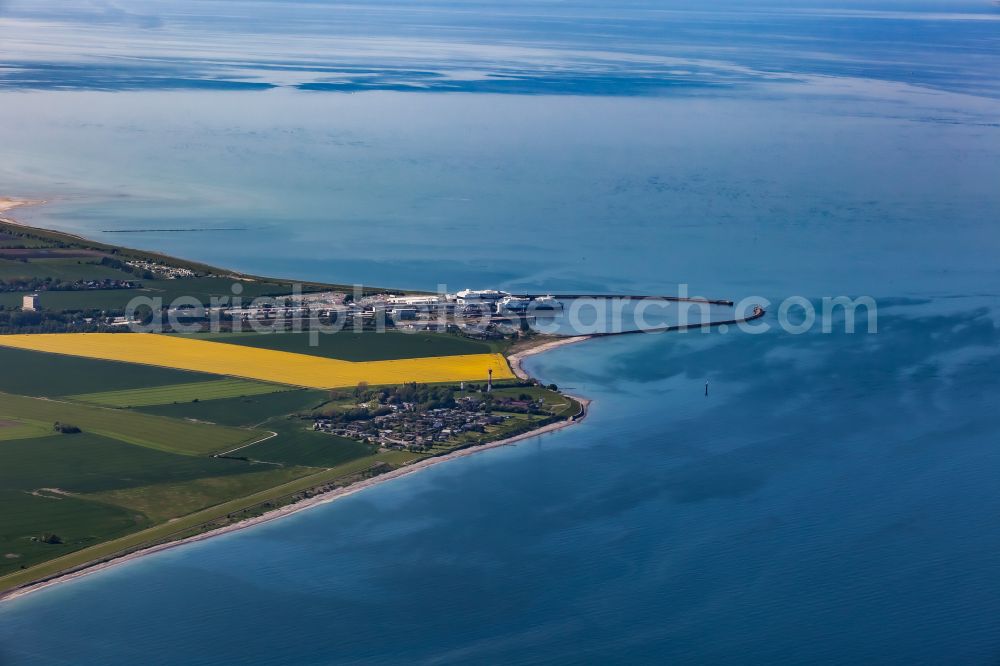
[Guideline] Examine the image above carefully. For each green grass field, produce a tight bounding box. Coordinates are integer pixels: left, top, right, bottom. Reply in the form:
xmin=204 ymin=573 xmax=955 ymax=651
xmin=0 ymin=459 xmax=388 ymax=590
xmin=232 ymin=419 xmax=375 ymax=468
xmin=0 ymin=232 xmax=53 ymax=249
xmin=0 ymin=276 xmax=326 ymax=312
xmin=0 ymin=258 xmax=135 ymax=282
xmin=199 ymin=330 xmax=494 ymax=361
xmin=0 ymin=417 xmax=51 ymax=441
xmin=0 ymin=392 xmax=265 ymax=456
xmin=0 ymin=430 xmax=317 ymax=576
xmin=82 ymin=467 xmax=314 ymax=524
xmin=137 ymin=389 xmax=328 ymax=426
xmin=70 ymin=378 xmax=291 ymax=408
xmin=0 ymin=430 xmax=292 ymax=576
xmin=0 ymin=288 xmax=157 ymax=311
xmin=0 ymin=290 xmax=140 ymax=311
xmin=0 ymin=346 xmax=220 ymax=397
xmin=0 ymin=490 xmax=147 ymax=576
xmin=0 ymin=433 xmax=269 ymax=493
xmin=129 ymin=387 xmax=373 ymax=466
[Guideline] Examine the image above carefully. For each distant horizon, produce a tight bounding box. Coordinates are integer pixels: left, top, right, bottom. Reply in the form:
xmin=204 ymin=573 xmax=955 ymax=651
xmin=1 ymin=0 xmax=998 ymax=97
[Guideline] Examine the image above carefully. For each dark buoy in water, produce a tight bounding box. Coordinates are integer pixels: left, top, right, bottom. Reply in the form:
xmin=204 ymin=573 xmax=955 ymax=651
xmin=705 ymin=380 xmax=709 ymax=397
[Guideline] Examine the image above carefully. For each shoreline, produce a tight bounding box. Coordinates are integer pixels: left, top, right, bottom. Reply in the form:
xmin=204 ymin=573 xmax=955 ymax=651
xmin=0 ymin=197 xmax=45 ymax=215
xmin=0 ymin=197 xmax=46 ymax=226
xmin=0 ymin=369 xmax=593 ymax=605
xmin=1 ymin=199 xmax=598 ymax=603
xmin=507 ymin=335 xmax=593 ymax=380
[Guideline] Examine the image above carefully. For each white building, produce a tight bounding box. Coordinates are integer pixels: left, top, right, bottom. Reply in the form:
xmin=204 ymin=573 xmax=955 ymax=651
xmin=22 ymin=294 xmax=39 ymax=311
xmin=386 ymin=295 xmax=445 ymax=306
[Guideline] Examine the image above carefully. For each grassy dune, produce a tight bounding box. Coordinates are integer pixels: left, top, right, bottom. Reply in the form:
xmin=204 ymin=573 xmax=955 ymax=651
xmin=0 ymin=417 xmax=51 ymax=442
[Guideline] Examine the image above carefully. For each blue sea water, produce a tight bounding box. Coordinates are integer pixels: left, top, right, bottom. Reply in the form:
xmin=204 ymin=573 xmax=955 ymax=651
xmin=1 ymin=1 xmax=1000 ymax=663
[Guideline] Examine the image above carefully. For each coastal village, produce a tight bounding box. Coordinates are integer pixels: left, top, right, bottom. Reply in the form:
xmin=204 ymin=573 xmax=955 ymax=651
xmin=314 ymin=403 xmax=511 ymax=450
xmin=312 ymin=374 xmax=567 ymax=452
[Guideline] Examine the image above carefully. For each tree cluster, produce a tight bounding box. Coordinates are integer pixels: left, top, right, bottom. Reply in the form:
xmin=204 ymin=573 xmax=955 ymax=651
xmin=373 ymin=382 xmax=457 ymax=410
xmin=0 ymin=275 xmax=137 ymax=293
xmin=0 ymin=308 xmax=112 ymax=333
xmin=53 ymin=421 xmax=82 ymax=434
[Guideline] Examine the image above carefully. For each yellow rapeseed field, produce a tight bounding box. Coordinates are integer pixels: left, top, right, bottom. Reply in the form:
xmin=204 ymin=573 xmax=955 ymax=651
xmin=0 ymin=334 xmax=514 ymax=389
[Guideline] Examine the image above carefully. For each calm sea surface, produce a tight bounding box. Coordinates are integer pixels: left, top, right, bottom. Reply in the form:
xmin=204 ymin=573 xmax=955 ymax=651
xmin=1 ymin=1 xmax=999 ymax=663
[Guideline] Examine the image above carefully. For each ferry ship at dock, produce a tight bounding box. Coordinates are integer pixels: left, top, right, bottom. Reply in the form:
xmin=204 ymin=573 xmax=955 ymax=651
xmin=498 ymin=295 xmax=563 ymax=313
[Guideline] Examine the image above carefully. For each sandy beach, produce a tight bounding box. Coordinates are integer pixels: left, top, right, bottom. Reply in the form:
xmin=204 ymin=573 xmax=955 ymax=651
xmin=507 ymin=335 xmax=592 ymax=380
xmin=0 ymin=197 xmax=44 ymax=216
xmin=0 ymin=197 xmax=46 ymax=231
xmin=0 ymin=366 xmax=592 ymax=604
